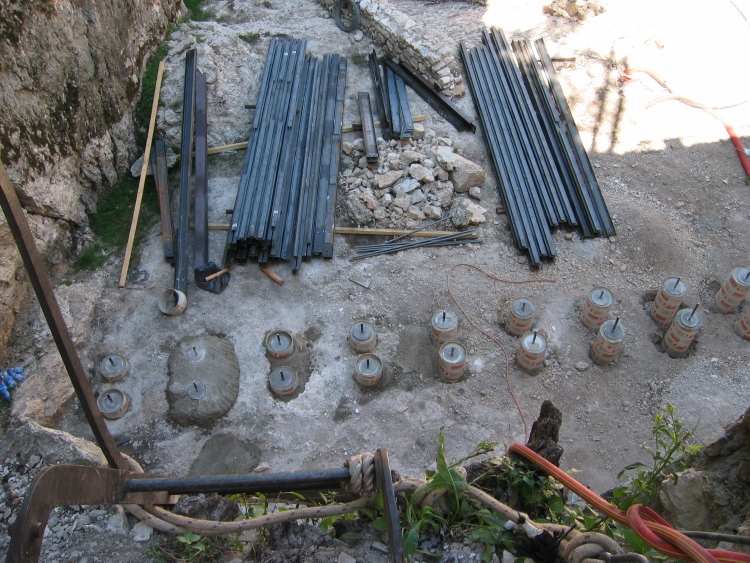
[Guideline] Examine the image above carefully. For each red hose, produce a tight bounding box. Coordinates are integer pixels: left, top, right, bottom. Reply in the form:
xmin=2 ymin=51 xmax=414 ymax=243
xmin=622 ymin=67 xmax=750 ymax=178
xmin=508 ymin=442 xmax=750 ymax=563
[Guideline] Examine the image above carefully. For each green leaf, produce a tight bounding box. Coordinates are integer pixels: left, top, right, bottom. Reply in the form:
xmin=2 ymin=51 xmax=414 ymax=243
xmin=428 ymin=428 xmax=469 ymax=495
xmin=372 ymin=517 xmax=387 ymax=532
xmin=403 ymin=527 xmax=420 ymax=556
xmin=621 ymin=462 xmax=647 ymax=471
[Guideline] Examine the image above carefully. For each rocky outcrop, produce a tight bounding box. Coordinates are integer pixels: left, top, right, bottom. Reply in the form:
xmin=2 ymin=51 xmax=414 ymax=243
xmin=0 ymin=0 xmax=181 ymax=357
xmin=660 ymin=405 xmax=750 ymax=542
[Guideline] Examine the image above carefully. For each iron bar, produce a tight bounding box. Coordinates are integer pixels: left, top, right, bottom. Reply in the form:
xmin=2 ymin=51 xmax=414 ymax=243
xmin=385 ymin=66 xmax=402 ymax=138
xmin=151 ymin=139 xmax=175 ymax=262
xmin=0 ymin=162 xmax=126 ymax=470
xmin=175 ymin=48 xmax=197 ymax=294
xmin=193 ymin=69 xmax=209 ymax=269
xmin=124 ymin=468 xmax=351 ymax=495
xmin=358 ymin=92 xmax=379 ymax=163
xmin=368 ymin=50 xmax=392 ymax=140
xmin=375 ymin=449 xmax=404 ymax=563
xmin=394 ymin=70 xmax=413 ymax=138
xmin=535 ymin=38 xmax=615 ymax=236
xmin=382 ymin=58 xmax=475 ymax=133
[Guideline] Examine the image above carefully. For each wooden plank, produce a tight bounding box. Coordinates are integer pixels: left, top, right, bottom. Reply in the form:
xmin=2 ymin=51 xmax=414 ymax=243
xmin=119 ymin=60 xmax=166 ymax=288
xmin=333 ymin=227 xmax=478 ymax=239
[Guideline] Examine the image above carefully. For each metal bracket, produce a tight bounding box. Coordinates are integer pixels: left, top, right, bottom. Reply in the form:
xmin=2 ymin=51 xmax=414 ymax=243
xmin=375 ymin=448 xmax=404 ymax=563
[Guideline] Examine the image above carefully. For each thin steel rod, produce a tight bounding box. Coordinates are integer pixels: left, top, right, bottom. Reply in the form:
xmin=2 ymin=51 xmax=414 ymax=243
xmin=193 ymin=69 xmax=209 ymax=268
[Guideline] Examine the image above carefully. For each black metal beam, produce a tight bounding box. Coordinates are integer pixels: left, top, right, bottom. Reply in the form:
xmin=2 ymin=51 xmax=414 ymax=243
xmin=151 ymin=139 xmax=175 ymax=262
xmin=193 ymin=69 xmax=209 ymax=269
xmin=358 ymin=92 xmax=379 ymax=163
xmin=175 ymin=48 xmax=197 ymax=293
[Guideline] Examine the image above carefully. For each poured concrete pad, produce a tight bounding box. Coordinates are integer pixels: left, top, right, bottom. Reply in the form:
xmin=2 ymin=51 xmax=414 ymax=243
xmin=189 ymin=433 xmax=261 ymax=476
xmin=167 ymin=334 xmax=240 ymax=426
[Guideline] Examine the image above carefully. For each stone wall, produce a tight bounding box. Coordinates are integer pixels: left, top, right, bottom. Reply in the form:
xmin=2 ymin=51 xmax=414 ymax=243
xmin=0 ymin=0 xmax=182 ymax=356
xmin=316 ymin=0 xmax=464 ymax=95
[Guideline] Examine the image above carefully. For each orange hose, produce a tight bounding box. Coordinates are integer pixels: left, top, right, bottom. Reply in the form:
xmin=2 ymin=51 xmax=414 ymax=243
xmin=508 ymin=442 xmax=750 ymax=563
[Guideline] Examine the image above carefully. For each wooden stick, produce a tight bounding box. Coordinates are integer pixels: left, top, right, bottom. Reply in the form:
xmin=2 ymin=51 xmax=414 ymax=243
xmin=118 ymin=60 xmax=166 ymax=288
xmin=260 ymin=267 xmax=284 ymax=286
xmin=333 ymin=227 xmax=478 ymax=239
xmin=189 ymin=222 xmax=231 ymax=230
xmin=204 ymin=267 xmax=231 ymax=282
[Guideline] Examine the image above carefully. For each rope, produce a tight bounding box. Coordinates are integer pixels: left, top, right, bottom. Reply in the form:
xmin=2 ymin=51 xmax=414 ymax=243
xmin=563 ymin=532 xmax=623 ymax=563
xmin=447 ymin=263 xmax=556 ymax=440
xmin=508 ymin=442 xmax=750 ymax=563
xmin=343 ymin=452 xmax=376 ymax=495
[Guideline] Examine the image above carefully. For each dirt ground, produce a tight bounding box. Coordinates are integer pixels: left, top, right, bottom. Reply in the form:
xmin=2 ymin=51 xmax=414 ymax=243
xmin=4 ymin=0 xmax=750 ymax=560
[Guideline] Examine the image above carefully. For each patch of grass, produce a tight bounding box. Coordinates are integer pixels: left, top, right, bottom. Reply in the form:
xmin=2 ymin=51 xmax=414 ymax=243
xmin=73 ymin=245 xmax=108 ymax=273
xmin=239 ymin=32 xmax=260 ymax=45
xmin=74 ymin=174 xmax=160 ymax=272
xmin=184 ymin=0 xmax=215 ymax=21
xmin=262 ymin=0 xmax=273 ymax=8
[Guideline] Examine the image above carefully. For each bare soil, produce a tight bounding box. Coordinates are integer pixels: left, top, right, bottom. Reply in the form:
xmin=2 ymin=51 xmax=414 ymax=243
xmin=3 ymin=0 xmax=750 ymax=561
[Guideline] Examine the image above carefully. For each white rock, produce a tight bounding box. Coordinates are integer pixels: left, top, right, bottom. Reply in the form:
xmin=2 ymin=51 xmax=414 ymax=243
xmin=392 ymin=177 xmax=420 ymax=196
xmin=130 ymin=521 xmax=153 ymax=542
xmin=408 ymin=163 xmax=434 ymax=183
xmin=406 ymin=205 xmax=425 ymax=220
xmin=342 ymin=142 xmax=353 ymax=155
xmin=393 ymin=196 xmax=411 ymax=210
xmin=412 ymin=123 xmax=425 ymax=139
xmin=373 ymin=170 xmax=403 ymax=189
xmin=410 ymin=189 xmax=425 ymax=205
xmin=468 ymin=186 xmax=481 ymax=200
xmin=423 ymin=204 xmax=442 ymax=220
xmin=437 ymin=137 xmax=453 ymax=146
xmin=353 ymin=30 xmax=364 ymax=41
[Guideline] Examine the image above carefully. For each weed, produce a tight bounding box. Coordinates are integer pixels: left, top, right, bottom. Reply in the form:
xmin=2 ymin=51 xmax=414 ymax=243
xmin=183 ymin=0 xmax=215 ymax=21
xmin=262 ymin=0 xmax=273 ymax=7
xmin=350 ymin=53 xmax=368 ymax=67
xmin=148 ymin=531 xmax=223 ymax=562
xmin=239 ymin=33 xmax=260 ymax=45
xmin=73 ymin=245 xmax=108 ymax=273
xmin=612 ymin=403 xmax=701 ymax=510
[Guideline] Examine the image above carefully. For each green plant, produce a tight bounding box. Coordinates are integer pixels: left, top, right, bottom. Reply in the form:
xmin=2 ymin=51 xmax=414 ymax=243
xmin=183 ymin=0 xmax=215 ymax=21
xmin=239 ymin=33 xmax=260 ymax=45
xmin=612 ymin=404 xmax=701 ymax=510
xmin=136 ymin=42 xmax=169 ymax=141
xmin=148 ymin=531 xmax=223 ymax=562
xmin=350 ymin=53 xmax=368 ymax=67
xmin=73 ymin=244 xmax=108 ymax=272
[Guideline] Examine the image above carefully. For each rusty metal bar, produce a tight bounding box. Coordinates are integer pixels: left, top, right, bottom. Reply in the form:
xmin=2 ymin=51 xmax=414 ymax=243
xmin=193 ymin=69 xmax=208 ymax=269
xmin=0 ymin=162 xmax=126 ymax=470
xmin=358 ymin=92 xmax=378 ymax=163
xmin=151 ymin=140 xmax=175 ymax=262
xmin=375 ymin=448 xmax=403 ymax=563
xmin=7 ymin=466 xmax=168 ymax=563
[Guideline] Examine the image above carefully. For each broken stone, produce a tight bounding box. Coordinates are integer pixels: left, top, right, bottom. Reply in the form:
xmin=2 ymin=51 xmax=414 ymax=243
xmin=400 ymin=150 xmax=421 ymax=166
xmin=468 ymin=186 xmax=481 ymax=200
xmin=346 ymin=196 xmax=373 ymax=224
xmin=406 ymin=205 xmax=425 ymax=220
xmin=342 ymin=142 xmax=353 ymax=155
xmin=353 ymin=30 xmax=364 ymax=41
xmin=130 ymin=521 xmax=153 ymax=542
xmin=437 ymin=137 xmax=453 ymax=146
xmin=423 ymin=204 xmax=442 ymax=220
xmin=410 ymin=189 xmax=425 ymax=205
xmin=575 ymin=361 xmax=589 ymax=371
xmin=352 ymin=138 xmax=365 ymax=151
xmin=409 ymin=163 xmax=434 ymax=183
xmin=393 ymin=195 xmax=411 ymax=210
xmin=392 ymin=177 xmax=420 ymax=196
xmin=361 ymin=188 xmax=379 ymax=211
xmin=412 ymin=123 xmax=425 ymax=139
xmin=464 ymin=200 xmax=487 ymax=224
xmin=373 ymin=170 xmax=403 ymax=189
xmin=451 ymin=204 xmax=472 ymax=228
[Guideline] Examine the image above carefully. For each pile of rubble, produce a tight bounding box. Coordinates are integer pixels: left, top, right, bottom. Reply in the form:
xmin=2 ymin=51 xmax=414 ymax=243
xmin=340 ymin=127 xmax=489 ymax=230
xmin=543 ymin=0 xmax=605 ymax=21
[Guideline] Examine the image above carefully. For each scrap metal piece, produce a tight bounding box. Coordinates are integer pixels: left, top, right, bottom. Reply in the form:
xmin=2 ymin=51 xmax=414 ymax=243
xmin=375 ymin=448 xmax=404 ymax=563
xmin=0 ymin=162 xmax=126 ymax=471
xmin=151 ymin=139 xmax=175 ymax=262
xmin=358 ymin=92 xmax=379 ymax=163
xmin=7 ymin=465 xmax=168 ymax=563
xmin=394 ymin=71 xmax=413 ymax=138
xmin=368 ymin=50 xmax=392 ymax=140
xmin=175 ymin=48 xmax=197 ymax=294
xmin=383 ymin=58 xmax=475 ymax=133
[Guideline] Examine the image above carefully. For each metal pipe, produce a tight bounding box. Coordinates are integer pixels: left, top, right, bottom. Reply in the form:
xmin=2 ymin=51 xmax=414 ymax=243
xmin=123 ymin=468 xmax=351 ymax=495
xmin=193 ymin=69 xmax=209 ymax=269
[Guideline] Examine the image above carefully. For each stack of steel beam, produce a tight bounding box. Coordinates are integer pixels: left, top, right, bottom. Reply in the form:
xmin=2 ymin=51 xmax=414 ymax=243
xmin=461 ymin=29 xmax=615 ymax=266
xmin=224 ymin=37 xmax=347 ymax=271
xmin=368 ymin=51 xmax=413 ymax=140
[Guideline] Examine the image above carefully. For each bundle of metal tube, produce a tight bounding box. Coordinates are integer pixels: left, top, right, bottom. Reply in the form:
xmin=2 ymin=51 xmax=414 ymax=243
xmin=224 ymin=37 xmax=347 ymax=271
xmin=461 ymin=29 xmax=614 ymax=266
